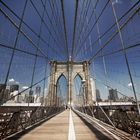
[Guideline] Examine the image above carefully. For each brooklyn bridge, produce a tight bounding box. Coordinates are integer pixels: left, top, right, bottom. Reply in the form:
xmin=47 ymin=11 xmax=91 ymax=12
xmin=0 ymin=0 xmax=140 ymax=139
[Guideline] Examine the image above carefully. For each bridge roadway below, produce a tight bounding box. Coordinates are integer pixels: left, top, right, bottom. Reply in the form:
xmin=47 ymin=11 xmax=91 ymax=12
xmin=7 ymin=109 xmax=139 ymax=140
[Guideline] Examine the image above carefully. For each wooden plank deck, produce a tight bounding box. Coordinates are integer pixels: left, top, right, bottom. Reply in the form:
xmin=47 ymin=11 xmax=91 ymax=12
xmin=7 ymin=110 xmax=121 ymax=140
xmin=17 ymin=110 xmax=69 ymax=140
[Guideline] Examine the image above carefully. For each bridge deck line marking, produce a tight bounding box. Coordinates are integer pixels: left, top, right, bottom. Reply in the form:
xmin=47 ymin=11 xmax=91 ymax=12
xmin=68 ymin=109 xmax=76 ymax=140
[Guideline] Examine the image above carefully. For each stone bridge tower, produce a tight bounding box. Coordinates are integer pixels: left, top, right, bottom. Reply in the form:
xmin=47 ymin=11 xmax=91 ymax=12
xmin=48 ymin=60 xmax=92 ymax=106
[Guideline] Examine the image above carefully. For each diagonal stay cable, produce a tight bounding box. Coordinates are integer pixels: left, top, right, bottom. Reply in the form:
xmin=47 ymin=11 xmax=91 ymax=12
xmin=50 ymin=0 xmax=68 ymax=58
xmin=44 ymin=0 xmax=66 ymax=54
xmin=74 ymin=0 xmax=91 ymax=52
xmin=76 ymin=0 xmax=99 ymax=48
xmin=76 ymin=0 xmax=140 ymax=58
xmin=88 ymin=6 xmax=140 ymax=63
xmin=54 ymin=0 xmax=69 ymax=58
xmin=0 ymin=43 xmax=44 ymax=58
xmin=30 ymin=0 xmax=65 ymax=55
xmin=0 ymin=8 xmax=51 ymax=61
xmin=75 ymin=0 xmax=85 ymax=39
xmin=75 ymin=0 xmax=88 ymax=44
xmin=0 ymin=0 xmax=61 ymax=56
xmin=74 ymin=0 xmax=110 ymax=58
xmin=93 ymin=43 xmax=140 ymax=60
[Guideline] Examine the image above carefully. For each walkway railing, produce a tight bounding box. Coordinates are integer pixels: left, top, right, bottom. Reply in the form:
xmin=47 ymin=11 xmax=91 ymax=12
xmin=0 ymin=106 xmax=65 ymax=139
xmin=74 ymin=105 xmax=140 ymax=138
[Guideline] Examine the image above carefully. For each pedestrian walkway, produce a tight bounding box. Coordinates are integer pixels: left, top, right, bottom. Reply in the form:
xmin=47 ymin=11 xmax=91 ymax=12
xmin=18 ymin=110 xmax=69 ymax=140
xmin=8 ymin=110 xmax=121 ymax=140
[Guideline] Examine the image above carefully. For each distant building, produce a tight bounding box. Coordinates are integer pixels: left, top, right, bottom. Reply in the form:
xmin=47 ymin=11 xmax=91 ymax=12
xmin=35 ymin=86 xmax=41 ymax=96
xmin=108 ymin=89 xmax=119 ymax=101
xmin=3 ymin=89 xmax=10 ymax=101
xmin=0 ymin=84 xmax=13 ymax=103
xmin=24 ymin=94 xmax=29 ymax=103
xmin=0 ymin=84 xmax=6 ymax=92
xmin=29 ymin=90 xmax=34 ymax=103
xmin=17 ymin=95 xmax=23 ymax=103
xmin=40 ymin=96 xmax=44 ymax=105
xmin=29 ymin=90 xmax=34 ymax=96
xmin=34 ymin=94 xmax=41 ymax=103
xmin=10 ymin=90 xmax=18 ymax=102
xmin=0 ymin=84 xmax=6 ymax=102
xmin=90 ymin=78 xmax=96 ymax=102
xmin=34 ymin=86 xmax=41 ymax=103
xmin=96 ymin=89 xmax=102 ymax=102
xmin=10 ymin=84 xmax=19 ymax=92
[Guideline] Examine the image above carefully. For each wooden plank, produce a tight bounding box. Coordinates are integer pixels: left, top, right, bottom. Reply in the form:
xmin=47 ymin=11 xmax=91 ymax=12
xmin=17 ymin=110 xmax=69 ymax=140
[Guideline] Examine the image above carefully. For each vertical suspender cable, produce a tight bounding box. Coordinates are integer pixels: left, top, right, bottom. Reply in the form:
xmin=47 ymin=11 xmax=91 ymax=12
xmin=4 ymin=0 xmax=28 ymax=85
xmin=60 ymin=0 xmax=69 ymax=60
xmin=71 ymin=0 xmax=79 ymax=59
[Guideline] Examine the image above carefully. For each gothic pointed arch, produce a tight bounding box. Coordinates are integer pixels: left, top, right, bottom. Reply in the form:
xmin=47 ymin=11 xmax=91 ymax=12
xmin=73 ymin=73 xmax=83 ymax=81
xmin=56 ymin=73 xmax=67 ymax=85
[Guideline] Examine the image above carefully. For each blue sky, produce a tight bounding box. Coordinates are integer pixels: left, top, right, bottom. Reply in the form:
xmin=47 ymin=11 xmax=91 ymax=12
xmin=0 ymin=0 xmax=140 ymax=101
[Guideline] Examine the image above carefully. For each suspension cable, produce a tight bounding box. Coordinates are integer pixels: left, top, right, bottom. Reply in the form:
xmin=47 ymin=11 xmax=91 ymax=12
xmin=60 ymin=0 xmax=69 ymax=59
xmin=74 ymin=0 xmax=110 ymax=58
xmin=71 ymin=0 xmax=79 ymax=59
xmin=77 ymin=1 xmax=140 ymax=59
xmin=89 ymin=6 xmax=140 ymax=63
xmin=110 ymin=0 xmax=140 ymax=114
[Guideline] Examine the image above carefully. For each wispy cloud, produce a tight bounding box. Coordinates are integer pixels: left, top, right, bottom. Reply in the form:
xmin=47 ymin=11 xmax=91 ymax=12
xmin=9 ymin=78 xmax=15 ymax=82
xmin=8 ymin=78 xmax=19 ymax=85
xmin=22 ymin=86 xmax=29 ymax=89
xmin=128 ymin=82 xmax=132 ymax=87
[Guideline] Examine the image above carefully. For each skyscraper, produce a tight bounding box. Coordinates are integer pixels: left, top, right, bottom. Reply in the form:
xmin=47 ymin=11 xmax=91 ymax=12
xmin=29 ymin=90 xmax=34 ymax=103
xmin=108 ymin=89 xmax=119 ymax=101
xmin=35 ymin=86 xmax=41 ymax=96
xmin=96 ymin=89 xmax=102 ymax=102
xmin=90 ymin=78 xmax=96 ymax=102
